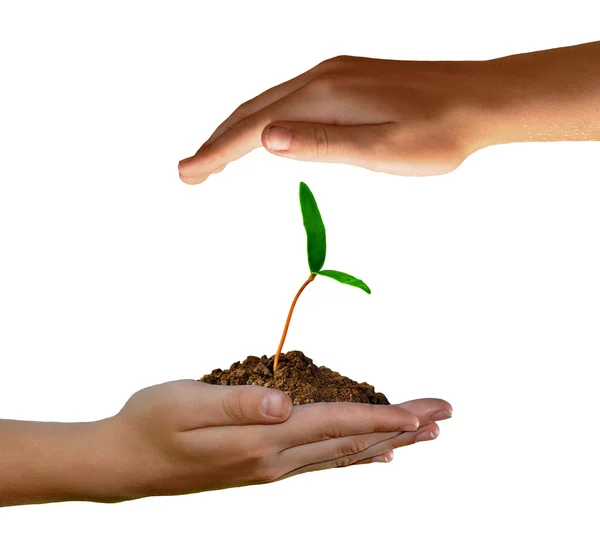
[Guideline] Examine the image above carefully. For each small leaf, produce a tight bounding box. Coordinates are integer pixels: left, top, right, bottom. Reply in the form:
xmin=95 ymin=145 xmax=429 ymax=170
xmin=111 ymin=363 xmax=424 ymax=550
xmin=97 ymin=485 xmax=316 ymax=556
xmin=299 ymin=182 xmax=326 ymax=273
xmin=317 ymin=270 xmax=371 ymax=294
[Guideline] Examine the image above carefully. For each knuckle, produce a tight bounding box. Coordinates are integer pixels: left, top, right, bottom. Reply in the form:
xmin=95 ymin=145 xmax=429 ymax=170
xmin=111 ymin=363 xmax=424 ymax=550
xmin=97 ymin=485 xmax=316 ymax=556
xmin=168 ymin=379 xmax=197 ymax=396
xmin=221 ymin=394 xmax=246 ymax=424
xmin=316 ymin=57 xmax=336 ymax=71
xmin=323 ymin=421 xmax=343 ymax=439
xmin=334 ymin=456 xmax=355 ymax=468
xmin=339 ymin=438 xmax=370 ymax=457
xmin=237 ymin=99 xmax=251 ymax=111
xmin=319 ymin=54 xmax=352 ymax=69
xmin=312 ymin=126 xmax=330 ymax=159
xmin=230 ymin=100 xmax=251 ymax=118
xmin=308 ymin=73 xmax=340 ymax=96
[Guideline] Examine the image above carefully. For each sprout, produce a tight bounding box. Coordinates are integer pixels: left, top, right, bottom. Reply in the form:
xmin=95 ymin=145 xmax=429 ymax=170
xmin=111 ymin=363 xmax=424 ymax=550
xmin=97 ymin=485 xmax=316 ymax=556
xmin=273 ymin=182 xmax=371 ymax=372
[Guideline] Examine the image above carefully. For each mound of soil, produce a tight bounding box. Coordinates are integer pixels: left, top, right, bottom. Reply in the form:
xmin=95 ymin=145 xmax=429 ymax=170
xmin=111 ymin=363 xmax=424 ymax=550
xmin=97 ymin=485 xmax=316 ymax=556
xmin=199 ymin=350 xmax=389 ymax=405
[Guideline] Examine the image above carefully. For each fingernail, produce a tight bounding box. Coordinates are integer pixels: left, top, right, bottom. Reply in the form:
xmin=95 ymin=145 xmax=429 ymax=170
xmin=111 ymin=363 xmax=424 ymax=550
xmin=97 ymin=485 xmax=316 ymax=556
xmin=265 ymin=126 xmax=292 ymax=151
xmin=401 ymin=421 xmax=419 ymax=432
xmin=178 ymin=157 xmax=192 ymax=167
xmin=416 ymin=430 xmax=437 ymax=442
xmin=431 ymin=410 xmax=452 ymax=421
xmin=372 ymin=452 xmax=394 ymax=463
xmin=261 ymin=393 xmax=285 ymax=418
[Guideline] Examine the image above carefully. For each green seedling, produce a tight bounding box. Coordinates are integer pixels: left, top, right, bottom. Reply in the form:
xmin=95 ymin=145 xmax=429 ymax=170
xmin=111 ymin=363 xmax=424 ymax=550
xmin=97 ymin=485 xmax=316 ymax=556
xmin=273 ymin=182 xmax=371 ymax=372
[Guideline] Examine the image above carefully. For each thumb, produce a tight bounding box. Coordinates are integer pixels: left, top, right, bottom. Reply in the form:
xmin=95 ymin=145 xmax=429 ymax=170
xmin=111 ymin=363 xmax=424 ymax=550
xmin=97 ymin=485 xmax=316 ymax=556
xmin=187 ymin=382 xmax=293 ymax=428
xmin=261 ymin=121 xmax=393 ymax=170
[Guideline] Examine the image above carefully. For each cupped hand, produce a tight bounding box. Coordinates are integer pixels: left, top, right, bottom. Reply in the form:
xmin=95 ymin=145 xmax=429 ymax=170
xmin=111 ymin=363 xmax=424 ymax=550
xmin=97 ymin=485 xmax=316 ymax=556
xmin=178 ymin=55 xmax=489 ymax=184
xmin=105 ymin=380 xmax=452 ymax=500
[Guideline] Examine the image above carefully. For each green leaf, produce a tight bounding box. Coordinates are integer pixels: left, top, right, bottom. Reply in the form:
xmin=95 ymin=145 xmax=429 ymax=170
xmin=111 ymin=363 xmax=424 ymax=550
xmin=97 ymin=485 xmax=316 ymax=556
xmin=299 ymin=182 xmax=327 ymax=273
xmin=317 ymin=270 xmax=371 ymax=294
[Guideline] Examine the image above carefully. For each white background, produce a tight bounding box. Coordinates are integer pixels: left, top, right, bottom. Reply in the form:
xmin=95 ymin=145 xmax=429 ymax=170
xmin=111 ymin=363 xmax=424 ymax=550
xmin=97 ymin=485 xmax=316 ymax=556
xmin=1 ymin=1 xmax=599 ymax=555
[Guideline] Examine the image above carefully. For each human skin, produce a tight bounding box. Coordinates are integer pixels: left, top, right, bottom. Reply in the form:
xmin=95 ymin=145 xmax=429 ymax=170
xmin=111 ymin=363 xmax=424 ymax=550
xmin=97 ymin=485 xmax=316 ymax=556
xmin=178 ymin=41 xmax=600 ymax=183
xmin=0 ymin=381 xmax=452 ymax=506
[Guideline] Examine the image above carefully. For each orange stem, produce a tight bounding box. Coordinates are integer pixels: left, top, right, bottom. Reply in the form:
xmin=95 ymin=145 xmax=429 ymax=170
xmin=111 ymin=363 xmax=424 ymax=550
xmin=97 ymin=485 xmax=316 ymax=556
xmin=273 ymin=273 xmax=316 ymax=373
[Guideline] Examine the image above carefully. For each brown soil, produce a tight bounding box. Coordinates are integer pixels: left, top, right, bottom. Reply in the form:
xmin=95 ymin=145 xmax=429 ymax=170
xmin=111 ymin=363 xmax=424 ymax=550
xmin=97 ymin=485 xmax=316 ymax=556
xmin=199 ymin=350 xmax=389 ymax=405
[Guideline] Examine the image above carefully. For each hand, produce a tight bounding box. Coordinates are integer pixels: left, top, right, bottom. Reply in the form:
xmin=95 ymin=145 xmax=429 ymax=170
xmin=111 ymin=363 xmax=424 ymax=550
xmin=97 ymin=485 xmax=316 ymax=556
xmin=103 ymin=380 xmax=451 ymax=500
xmin=178 ymin=42 xmax=600 ymax=185
xmin=179 ymin=55 xmax=482 ymax=183
xmin=0 ymin=380 xmax=451 ymax=505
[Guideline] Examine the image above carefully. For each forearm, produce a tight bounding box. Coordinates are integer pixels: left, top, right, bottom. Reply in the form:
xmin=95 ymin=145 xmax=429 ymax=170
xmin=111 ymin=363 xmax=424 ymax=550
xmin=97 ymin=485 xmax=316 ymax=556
xmin=0 ymin=418 xmax=125 ymax=506
xmin=476 ymin=41 xmax=600 ymax=148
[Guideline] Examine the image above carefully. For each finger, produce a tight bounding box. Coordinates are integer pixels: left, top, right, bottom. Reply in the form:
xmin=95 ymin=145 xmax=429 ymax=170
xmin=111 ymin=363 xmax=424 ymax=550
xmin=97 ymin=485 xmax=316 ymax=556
xmin=178 ymin=122 xmax=263 ymax=184
xmin=261 ymin=121 xmax=396 ymax=172
xmin=277 ymin=430 xmax=401 ymax=471
xmin=357 ymin=450 xmax=394 ymax=464
xmin=202 ymin=63 xmax=322 ymax=147
xmin=353 ymin=421 xmax=441 ymax=466
xmin=394 ymin=398 xmax=453 ymax=426
xmin=178 ymin=87 xmax=330 ymax=184
xmin=178 ymin=382 xmax=292 ymax=429
xmin=270 ymin=402 xmax=420 ymax=450
xmin=277 ymin=422 xmax=440 ymax=480
xmin=278 ymin=420 xmax=439 ymax=471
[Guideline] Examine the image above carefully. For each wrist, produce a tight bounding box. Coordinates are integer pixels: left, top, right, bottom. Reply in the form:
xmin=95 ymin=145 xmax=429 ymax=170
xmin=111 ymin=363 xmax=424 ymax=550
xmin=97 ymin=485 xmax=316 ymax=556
xmin=473 ymin=43 xmax=600 ymax=148
xmin=0 ymin=418 xmax=136 ymax=506
xmin=61 ymin=417 xmax=139 ymax=504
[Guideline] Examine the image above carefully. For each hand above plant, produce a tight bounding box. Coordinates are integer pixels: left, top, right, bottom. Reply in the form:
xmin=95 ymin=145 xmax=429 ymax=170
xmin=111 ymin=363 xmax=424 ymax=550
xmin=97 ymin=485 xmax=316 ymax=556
xmin=0 ymin=381 xmax=452 ymax=506
xmin=178 ymin=41 xmax=600 ymax=184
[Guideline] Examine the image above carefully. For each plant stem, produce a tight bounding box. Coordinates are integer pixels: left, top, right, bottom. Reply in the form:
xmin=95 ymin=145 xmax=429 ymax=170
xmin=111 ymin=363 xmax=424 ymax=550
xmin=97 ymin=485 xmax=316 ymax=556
xmin=273 ymin=273 xmax=316 ymax=373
